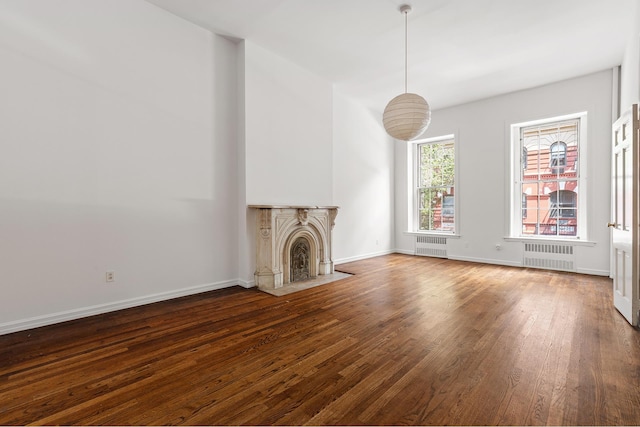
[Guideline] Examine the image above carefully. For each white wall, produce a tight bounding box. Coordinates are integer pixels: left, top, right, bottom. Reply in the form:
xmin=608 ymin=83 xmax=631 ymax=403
xmin=243 ymin=41 xmax=333 ymax=206
xmin=620 ymin=0 xmax=640 ymax=108
xmin=395 ymin=70 xmax=614 ymax=276
xmin=332 ymin=91 xmax=394 ymax=263
xmin=0 ymin=0 xmax=240 ymax=333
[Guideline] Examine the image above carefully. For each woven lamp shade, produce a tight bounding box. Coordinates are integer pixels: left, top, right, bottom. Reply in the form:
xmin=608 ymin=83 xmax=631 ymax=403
xmin=383 ymin=92 xmax=431 ymax=141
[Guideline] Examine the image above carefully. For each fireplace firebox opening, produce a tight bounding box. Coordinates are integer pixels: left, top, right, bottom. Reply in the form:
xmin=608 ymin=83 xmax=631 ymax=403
xmin=291 ymin=237 xmax=312 ymax=282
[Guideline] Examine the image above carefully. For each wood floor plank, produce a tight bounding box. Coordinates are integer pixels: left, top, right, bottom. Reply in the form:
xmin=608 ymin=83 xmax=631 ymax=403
xmin=1 ymin=254 xmax=639 ymax=425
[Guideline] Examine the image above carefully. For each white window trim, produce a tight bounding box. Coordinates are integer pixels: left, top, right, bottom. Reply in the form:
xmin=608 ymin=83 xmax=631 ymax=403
xmin=509 ymin=112 xmax=588 ymax=241
xmin=407 ymin=133 xmax=459 ymax=236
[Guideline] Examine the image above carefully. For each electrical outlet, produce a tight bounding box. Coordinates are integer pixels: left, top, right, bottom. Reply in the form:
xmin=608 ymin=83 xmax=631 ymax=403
xmin=106 ymin=271 xmax=115 ymax=282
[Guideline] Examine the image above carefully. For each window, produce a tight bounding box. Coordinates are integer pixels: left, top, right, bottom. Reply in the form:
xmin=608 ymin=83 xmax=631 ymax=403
xmin=550 ymin=141 xmax=567 ymax=172
xmin=442 ymin=195 xmax=455 ymax=218
xmin=549 ymin=190 xmax=576 ymax=218
xmin=413 ymin=135 xmax=456 ymax=233
xmin=511 ymin=113 xmax=586 ymax=239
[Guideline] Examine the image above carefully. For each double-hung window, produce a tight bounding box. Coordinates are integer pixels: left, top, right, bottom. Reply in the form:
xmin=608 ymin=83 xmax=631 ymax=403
xmin=413 ymin=135 xmax=456 ymax=233
xmin=510 ymin=113 xmax=586 ymax=239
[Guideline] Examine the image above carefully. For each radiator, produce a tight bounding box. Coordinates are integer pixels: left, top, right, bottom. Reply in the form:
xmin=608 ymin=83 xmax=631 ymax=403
xmin=415 ymin=235 xmax=447 ymax=258
xmin=523 ymin=242 xmax=576 ymax=272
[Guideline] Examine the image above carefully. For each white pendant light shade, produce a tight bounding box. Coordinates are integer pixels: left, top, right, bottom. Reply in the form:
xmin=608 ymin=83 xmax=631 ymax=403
xmin=383 ymin=92 xmax=431 ymax=141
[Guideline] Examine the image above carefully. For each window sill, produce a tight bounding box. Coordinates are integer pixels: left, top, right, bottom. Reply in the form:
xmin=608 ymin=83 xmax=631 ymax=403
xmin=405 ymin=231 xmax=461 ymax=239
xmin=503 ymin=236 xmax=596 ymax=247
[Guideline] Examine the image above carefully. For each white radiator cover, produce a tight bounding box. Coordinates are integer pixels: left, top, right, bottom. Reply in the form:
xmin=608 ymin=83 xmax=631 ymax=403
xmin=523 ymin=242 xmax=576 ymax=272
xmin=415 ymin=235 xmax=447 ymax=258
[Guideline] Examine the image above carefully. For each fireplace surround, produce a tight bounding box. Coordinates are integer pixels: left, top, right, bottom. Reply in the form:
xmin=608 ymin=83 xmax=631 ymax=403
xmin=249 ymin=205 xmax=338 ymax=290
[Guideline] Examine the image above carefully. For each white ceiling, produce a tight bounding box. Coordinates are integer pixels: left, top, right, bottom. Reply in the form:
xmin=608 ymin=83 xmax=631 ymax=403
xmin=145 ymin=0 xmax=634 ymax=112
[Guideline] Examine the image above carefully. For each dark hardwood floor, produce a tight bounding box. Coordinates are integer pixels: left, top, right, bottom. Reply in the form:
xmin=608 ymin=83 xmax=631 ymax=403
xmin=1 ymin=254 xmax=639 ymax=425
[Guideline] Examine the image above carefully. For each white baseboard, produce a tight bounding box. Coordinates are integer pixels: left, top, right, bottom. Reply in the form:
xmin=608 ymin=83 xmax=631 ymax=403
xmin=0 ymin=279 xmax=241 ymax=336
xmin=447 ymin=255 xmax=522 ymax=268
xmin=394 ymin=249 xmax=414 ymax=255
xmin=447 ymin=255 xmax=609 ymax=276
xmin=237 ymin=278 xmax=256 ymax=288
xmin=334 ymin=249 xmax=395 ymax=265
xmin=576 ymin=267 xmax=610 ymax=277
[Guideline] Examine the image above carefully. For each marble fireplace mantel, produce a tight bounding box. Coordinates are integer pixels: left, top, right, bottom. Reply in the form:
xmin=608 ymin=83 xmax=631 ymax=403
xmin=248 ymin=205 xmax=338 ymax=290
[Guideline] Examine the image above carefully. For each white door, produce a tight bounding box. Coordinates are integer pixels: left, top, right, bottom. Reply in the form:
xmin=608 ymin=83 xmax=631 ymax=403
xmin=610 ymin=104 xmax=639 ymax=326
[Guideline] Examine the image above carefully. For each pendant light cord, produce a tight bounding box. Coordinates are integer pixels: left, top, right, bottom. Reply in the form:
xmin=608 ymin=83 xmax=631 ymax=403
xmin=404 ymin=9 xmax=408 ymax=93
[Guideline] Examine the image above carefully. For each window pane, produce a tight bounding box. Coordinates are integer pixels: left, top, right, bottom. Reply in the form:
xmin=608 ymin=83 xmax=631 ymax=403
xmin=419 ymin=141 xmax=455 ymax=187
xmin=522 ymin=132 xmax=541 ymax=177
xmin=539 ymin=191 xmax=553 ymax=235
xmin=418 ymin=187 xmax=455 ymax=232
xmin=418 ymin=188 xmax=435 ymax=231
xmin=521 ymin=182 xmax=539 ymax=235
